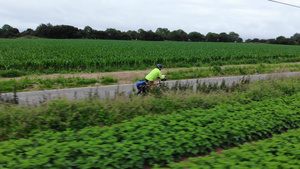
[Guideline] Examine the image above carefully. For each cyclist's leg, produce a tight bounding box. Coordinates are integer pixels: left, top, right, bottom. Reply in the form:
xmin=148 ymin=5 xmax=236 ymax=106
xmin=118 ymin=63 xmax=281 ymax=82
xmin=148 ymin=81 xmax=155 ymax=90
xmin=137 ymin=87 xmax=141 ymax=94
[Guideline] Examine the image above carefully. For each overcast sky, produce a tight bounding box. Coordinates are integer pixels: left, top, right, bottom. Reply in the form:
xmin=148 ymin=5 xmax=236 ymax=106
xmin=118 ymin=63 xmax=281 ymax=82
xmin=0 ymin=0 xmax=299 ymax=40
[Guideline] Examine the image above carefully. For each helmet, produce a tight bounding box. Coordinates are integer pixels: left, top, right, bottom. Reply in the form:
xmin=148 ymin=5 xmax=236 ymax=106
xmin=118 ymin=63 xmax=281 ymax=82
xmin=157 ymin=64 xmax=163 ymax=69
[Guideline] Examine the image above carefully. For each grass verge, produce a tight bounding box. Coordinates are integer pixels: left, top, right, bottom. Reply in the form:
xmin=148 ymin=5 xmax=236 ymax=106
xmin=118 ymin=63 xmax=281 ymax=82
xmin=166 ymin=63 xmax=300 ymax=80
xmin=0 ymin=75 xmax=118 ymax=93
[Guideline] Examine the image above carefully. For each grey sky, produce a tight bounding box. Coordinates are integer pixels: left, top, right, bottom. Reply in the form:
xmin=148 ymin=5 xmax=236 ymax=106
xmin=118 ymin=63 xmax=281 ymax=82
xmin=0 ymin=0 xmax=299 ymax=40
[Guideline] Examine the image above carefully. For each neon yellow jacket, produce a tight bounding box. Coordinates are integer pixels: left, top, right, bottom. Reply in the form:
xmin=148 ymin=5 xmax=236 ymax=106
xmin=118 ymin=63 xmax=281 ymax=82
xmin=145 ymin=68 xmax=163 ymax=81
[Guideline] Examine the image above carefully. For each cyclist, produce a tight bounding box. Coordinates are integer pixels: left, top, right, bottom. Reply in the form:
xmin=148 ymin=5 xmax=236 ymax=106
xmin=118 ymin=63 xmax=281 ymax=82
xmin=145 ymin=64 xmax=166 ymax=89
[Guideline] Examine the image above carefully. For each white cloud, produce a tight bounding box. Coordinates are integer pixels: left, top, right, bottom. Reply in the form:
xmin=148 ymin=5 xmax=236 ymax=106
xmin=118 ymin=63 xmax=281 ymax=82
xmin=0 ymin=0 xmax=300 ymax=40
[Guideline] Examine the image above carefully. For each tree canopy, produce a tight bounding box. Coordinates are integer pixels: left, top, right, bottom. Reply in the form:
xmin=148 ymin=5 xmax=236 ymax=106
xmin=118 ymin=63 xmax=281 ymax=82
xmin=1 ymin=23 xmax=300 ymax=45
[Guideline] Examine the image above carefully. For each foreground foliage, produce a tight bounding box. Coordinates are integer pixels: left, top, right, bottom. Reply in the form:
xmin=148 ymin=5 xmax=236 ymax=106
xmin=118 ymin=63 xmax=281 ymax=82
xmin=161 ymin=129 xmax=300 ymax=169
xmin=0 ymin=76 xmax=299 ymax=140
xmin=0 ymin=93 xmax=300 ymax=168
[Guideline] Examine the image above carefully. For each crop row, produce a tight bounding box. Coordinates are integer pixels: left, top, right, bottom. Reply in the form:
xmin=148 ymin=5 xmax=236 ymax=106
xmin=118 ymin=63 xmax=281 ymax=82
xmin=162 ymin=129 xmax=300 ymax=169
xmin=0 ymin=93 xmax=300 ymax=169
xmin=1 ymin=39 xmax=300 ymax=73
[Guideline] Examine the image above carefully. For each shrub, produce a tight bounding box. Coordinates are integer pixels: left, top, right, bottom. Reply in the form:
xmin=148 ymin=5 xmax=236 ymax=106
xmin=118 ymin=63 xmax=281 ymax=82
xmin=101 ymin=76 xmax=118 ymax=85
xmin=0 ymin=69 xmax=26 ymax=77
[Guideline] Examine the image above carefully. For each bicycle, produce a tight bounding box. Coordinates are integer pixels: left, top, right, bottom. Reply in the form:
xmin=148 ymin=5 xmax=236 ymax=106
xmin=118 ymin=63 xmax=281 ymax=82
xmin=136 ymin=75 xmax=166 ymax=95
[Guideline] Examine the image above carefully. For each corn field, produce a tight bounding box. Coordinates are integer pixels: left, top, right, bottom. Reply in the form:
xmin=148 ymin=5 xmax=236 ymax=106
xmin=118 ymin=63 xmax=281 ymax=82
xmin=1 ymin=39 xmax=300 ymax=73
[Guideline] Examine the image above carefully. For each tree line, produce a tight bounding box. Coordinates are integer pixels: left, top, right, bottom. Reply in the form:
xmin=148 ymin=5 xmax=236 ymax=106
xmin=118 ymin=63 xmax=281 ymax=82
xmin=1 ymin=23 xmax=300 ymax=45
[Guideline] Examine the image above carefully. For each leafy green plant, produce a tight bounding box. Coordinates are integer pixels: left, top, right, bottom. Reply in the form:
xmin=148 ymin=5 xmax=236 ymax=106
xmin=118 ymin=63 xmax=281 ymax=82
xmin=163 ymin=129 xmax=300 ymax=169
xmin=1 ymin=93 xmax=300 ymax=168
xmin=0 ymin=69 xmax=26 ymax=77
xmin=101 ymin=76 xmax=118 ymax=85
xmin=212 ymin=65 xmax=222 ymax=74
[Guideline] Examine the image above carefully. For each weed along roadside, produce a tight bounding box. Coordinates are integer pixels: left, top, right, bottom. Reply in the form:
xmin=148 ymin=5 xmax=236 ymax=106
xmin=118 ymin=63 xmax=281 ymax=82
xmin=1 ymin=72 xmax=300 ymax=105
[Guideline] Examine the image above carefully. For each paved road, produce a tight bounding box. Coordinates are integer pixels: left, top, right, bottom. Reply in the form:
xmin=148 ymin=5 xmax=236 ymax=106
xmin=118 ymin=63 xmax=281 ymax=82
xmin=1 ymin=72 xmax=299 ymax=106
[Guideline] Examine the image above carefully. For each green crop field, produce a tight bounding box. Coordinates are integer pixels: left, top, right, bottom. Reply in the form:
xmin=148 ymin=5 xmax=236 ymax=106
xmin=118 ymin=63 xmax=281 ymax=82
xmin=1 ymin=39 xmax=300 ymax=169
xmin=1 ymin=39 xmax=300 ymax=74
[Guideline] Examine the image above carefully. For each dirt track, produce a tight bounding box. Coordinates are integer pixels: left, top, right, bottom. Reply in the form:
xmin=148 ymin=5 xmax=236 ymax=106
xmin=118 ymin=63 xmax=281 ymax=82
xmin=1 ymin=62 xmax=300 ymax=85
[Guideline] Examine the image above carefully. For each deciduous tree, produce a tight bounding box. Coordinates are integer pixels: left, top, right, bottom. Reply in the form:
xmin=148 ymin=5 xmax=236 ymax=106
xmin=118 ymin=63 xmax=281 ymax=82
xmin=188 ymin=31 xmax=204 ymax=42
xmin=1 ymin=24 xmax=19 ymax=38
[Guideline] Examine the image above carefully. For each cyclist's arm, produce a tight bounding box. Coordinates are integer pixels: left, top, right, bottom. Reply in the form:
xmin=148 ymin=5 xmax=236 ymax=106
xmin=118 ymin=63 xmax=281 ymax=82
xmin=157 ymin=70 xmax=163 ymax=79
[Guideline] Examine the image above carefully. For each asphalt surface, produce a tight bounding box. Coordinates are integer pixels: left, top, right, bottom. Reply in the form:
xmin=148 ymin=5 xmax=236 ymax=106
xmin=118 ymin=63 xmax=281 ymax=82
xmin=1 ymin=72 xmax=300 ymax=106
